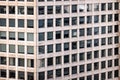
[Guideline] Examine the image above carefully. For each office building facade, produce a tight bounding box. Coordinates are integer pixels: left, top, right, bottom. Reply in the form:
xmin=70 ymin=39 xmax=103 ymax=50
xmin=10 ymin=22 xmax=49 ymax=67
xmin=0 ymin=0 xmax=119 ymax=80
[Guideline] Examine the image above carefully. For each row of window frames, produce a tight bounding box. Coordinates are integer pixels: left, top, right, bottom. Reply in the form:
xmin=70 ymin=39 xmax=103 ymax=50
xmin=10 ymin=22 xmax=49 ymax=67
xmin=0 ymin=32 xmax=34 ymax=41
xmin=0 ymin=19 xmax=34 ymax=28
xmin=0 ymin=44 xmax=34 ymax=54
xmin=39 ymin=53 xmax=119 ymax=67
xmin=0 ymin=69 xmax=34 ymax=80
xmin=38 ymin=26 xmax=119 ymax=41
xmin=38 ymin=2 xmax=119 ymax=15
xmin=0 ymin=6 xmax=34 ymax=15
xmin=79 ymin=70 xmax=118 ymax=80
xmin=0 ymin=57 xmax=34 ymax=67
xmin=39 ymin=39 xmax=119 ymax=54
xmin=38 ymin=14 xmax=119 ymax=28
xmin=39 ymin=69 xmax=119 ymax=80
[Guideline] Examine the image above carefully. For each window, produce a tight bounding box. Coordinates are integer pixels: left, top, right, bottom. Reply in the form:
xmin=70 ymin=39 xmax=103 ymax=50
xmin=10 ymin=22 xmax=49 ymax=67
xmin=27 ymin=72 xmax=34 ymax=80
xmin=72 ymin=54 xmax=77 ymax=62
xmin=101 ymin=26 xmax=106 ymax=34
xmin=9 ymin=6 xmax=15 ymax=14
xmin=64 ymin=18 xmax=69 ymax=26
xmin=94 ymin=3 xmax=99 ymax=11
xmin=0 ymin=31 xmax=6 ymax=39
xmin=47 ymin=32 xmax=53 ymax=40
xmin=64 ymin=5 xmax=70 ymax=13
xmin=87 ymin=16 xmax=92 ymax=23
xmin=79 ymin=4 xmax=85 ymax=12
xmin=87 ymin=51 xmax=92 ymax=60
xmin=114 ymin=70 xmax=119 ymax=77
xmin=64 ymin=30 xmax=69 ymax=38
xmin=64 ymin=42 xmax=69 ymax=51
xmin=39 ymin=19 xmax=44 ymax=28
xmin=18 ymin=32 xmax=24 ymax=41
xmin=101 ymin=61 xmax=106 ymax=69
xmin=64 ymin=55 xmax=69 ymax=63
xmin=18 ymin=19 xmax=24 ymax=28
xmin=79 ymin=16 xmax=85 ymax=24
xmin=47 ymin=6 xmax=53 ymax=14
xmin=27 ymin=46 xmax=34 ymax=54
xmin=9 ymin=45 xmax=15 ymax=53
xmin=56 ymin=69 xmax=61 ymax=77
xmin=38 ymin=6 xmax=44 ymax=15
xmin=9 ymin=19 xmax=15 ymax=27
xmin=38 ymin=32 xmax=44 ymax=41
xmin=18 ymin=45 xmax=24 ymax=53
xmin=79 ymin=29 xmax=84 ymax=36
xmin=18 ymin=71 xmax=24 ymax=80
xmin=0 ymin=18 xmax=6 ymax=26
xmin=94 ymin=15 xmax=99 ymax=23
xmin=27 ymin=20 xmax=34 ymax=28
xmin=56 ymin=44 xmax=61 ymax=52
xmin=108 ymin=3 xmax=112 ymax=10
xmin=114 ymin=59 xmax=119 ymax=66
xmin=27 ymin=33 xmax=34 ymax=41
xmin=18 ymin=58 xmax=24 ymax=67
xmin=101 ymin=49 xmax=106 ymax=57
xmin=39 ymin=46 xmax=45 ymax=54
xmin=108 ymin=71 xmax=112 ymax=79
xmin=115 ymin=2 xmax=119 ymax=10
xmin=108 ymin=14 xmax=112 ymax=22
xmin=47 ymin=57 xmax=53 ymax=66
xmin=39 ymin=72 xmax=45 ymax=80
xmin=56 ymin=18 xmax=61 ymax=26
xmin=79 ymin=53 xmax=84 ymax=61
xmin=47 ymin=44 xmax=53 ymax=53
xmin=0 ymin=6 xmax=6 ymax=14
xmin=101 ymin=38 xmax=106 ymax=45
xmin=64 ymin=67 xmax=69 ymax=76
xmin=47 ymin=70 xmax=53 ymax=79
xmin=18 ymin=6 xmax=24 ymax=14
xmin=87 ymin=28 xmax=92 ymax=36
xmin=87 ymin=4 xmax=92 ymax=12
xmin=72 ymin=17 xmax=77 ymax=25
xmin=27 ymin=59 xmax=34 ymax=67
xmin=39 ymin=59 xmax=45 ymax=67
xmin=101 ymin=73 xmax=106 ymax=80
xmin=56 ymin=31 xmax=61 ymax=39
xmin=56 ymin=56 xmax=61 ymax=65
xmin=79 ymin=77 xmax=84 ymax=80
xmin=47 ymin=19 xmax=53 ymax=27
xmin=9 ymin=70 xmax=15 ymax=78
xmin=87 ymin=63 xmax=92 ymax=71
xmin=94 ymin=74 xmax=99 ymax=80
xmin=94 ymin=39 xmax=99 ymax=47
xmin=114 ymin=14 xmax=119 ymax=21
xmin=108 ymin=60 xmax=112 ymax=67
xmin=9 ymin=57 xmax=15 ymax=66
xmin=0 ymin=44 xmax=6 ymax=52
xmin=94 ymin=27 xmax=99 ymax=35
xmin=87 ymin=40 xmax=92 ymax=47
xmin=114 ymin=47 xmax=119 ymax=55
xmin=9 ymin=32 xmax=15 ymax=40
xmin=56 ymin=5 xmax=61 ymax=14
xmin=72 ymin=5 xmax=77 ymax=13
xmin=27 ymin=6 xmax=34 ymax=15
xmin=108 ymin=37 xmax=112 ymax=45
xmin=0 ymin=69 xmax=6 ymax=78
xmin=79 ymin=65 xmax=84 ymax=73
xmin=0 ymin=57 xmax=6 ymax=65
xmin=101 ymin=15 xmax=106 ymax=22
xmin=108 ymin=25 xmax=112 ymax=33
xmin=94 ymin=62 xmax=99 ymax=70
xmin=72 ymin=29 xmax=77 ymax=37
xmin=114 ymin=36 xmax=119 ymax=44
xmin=114 ymin=25 xmax=119 ymax=32
xmin=72 ymin=66 xmax=77 ymax=74
xmin=101 ymin=3 xmax=106 ymax=11
xmin=108 ymin=48 xmax=112 ymax=56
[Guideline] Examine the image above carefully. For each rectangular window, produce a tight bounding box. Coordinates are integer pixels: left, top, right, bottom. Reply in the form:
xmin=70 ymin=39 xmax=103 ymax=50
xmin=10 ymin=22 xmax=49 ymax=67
xmin=0 ymin=31 xmax=6 ymax=39
xmin=18 ymin=32 xmax=24 ymax=41
xmin=39 ymin=46 xmax=45 ymax=54
xmin=79 ymin=40 xmax=84 ymax=48
xmin=0 ymin=44 xmax=6 ymax=52
xmin=27 ymin=6 xmax=34 ymax=15
xmin=39 ymin=19 xmax=44 ymax=28
xmin=47 ymin=44 xmax=53 ymax=53
xmin=9 ymin=19 xmax=15 ymax=27
xmin=9 ymin=70 xmax=15 ymax=78
xmin=9 ymin=32 xmax=15 ymax=40
xmin=47 ymin=6 xmax=53 ymax=14
xmin=18 ymin=45 xmax=24 ymax=53
xmin=72 ymin=5 xmax=77 ymax=13
xmin=18 ymin=58 xmax=24 ymax=67
xmin=27 ymin=33 xmax=34 ymax=41
xmin=79 ymin=4 xmax=85 ymax=12
xmin=0 ymin=18 xmax=6 ymax=26
xmin=0 ymin=57 xmax=6 ymax=65
xmin=47 ymin=57 xmax=53 ymax=66
xmin=27 ymin=20 xmax=34 ymax=28
xmin=27 ymin=46 xmax=34 ymax=54
xmin=18 ymin=19 xmax=24 ymax=28
xmin=0 ymin=69 xmax=6 ymax=78
xmin=56 ymin=5 xmax=61 ymax=14
xmin=9 ymin=57 xmax=15 ymax=66
xmin=56 ymin=44 xmax=61 ymax=52
xmin=39 ymin=59 xmax=45 ymax=67
xmin=38 ymin=6 xmax=44 ymax=15
xmin=18 ymin=71 xmax=24 ymax=80
xmin=9 ymin=6 xmax=15 ymax=14
xmin=27 ymin=59 xmax=34 ymax=67
xmin=39 ymin=32 xmax=45 ymax=41
xmin=18 ymin=6 xmax=24 ymax=14
xmin=0 ymin=6 xmax=6 ymax=14
xmin=9 ymin=45 xmax=15 ymax=53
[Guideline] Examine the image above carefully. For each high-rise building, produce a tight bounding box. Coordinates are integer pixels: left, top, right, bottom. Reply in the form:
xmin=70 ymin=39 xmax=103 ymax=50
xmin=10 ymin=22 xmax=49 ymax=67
xmin=0 ymin=0 xmax=119 ymax=80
